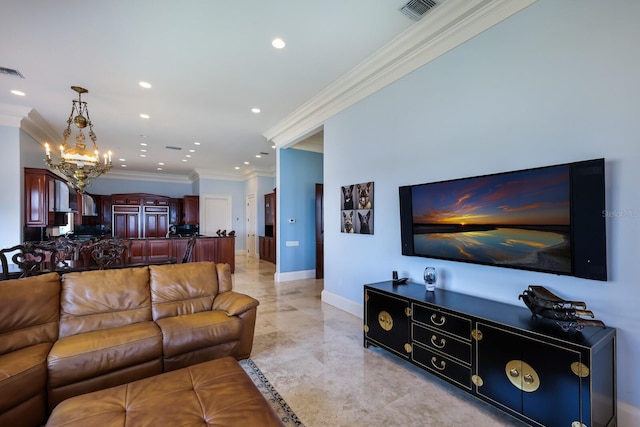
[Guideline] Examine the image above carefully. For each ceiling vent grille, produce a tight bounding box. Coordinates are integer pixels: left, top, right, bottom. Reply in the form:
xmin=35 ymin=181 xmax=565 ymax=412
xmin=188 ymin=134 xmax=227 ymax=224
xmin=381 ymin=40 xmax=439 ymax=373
xmin=165 ymin=145 xmax=182 ymax=150
xmin=400 ymin=0 xmax=439 ymax=21
xmin=0 ymin=66 xmax=25 ymax=79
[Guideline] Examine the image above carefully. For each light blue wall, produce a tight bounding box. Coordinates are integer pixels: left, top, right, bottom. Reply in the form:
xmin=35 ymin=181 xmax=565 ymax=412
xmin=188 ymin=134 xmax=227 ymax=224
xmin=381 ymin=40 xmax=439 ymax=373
xmin=323 ymin=0 xmax=640 ymax=414
xmin=278 ymin=148 xmax=323 ymax=273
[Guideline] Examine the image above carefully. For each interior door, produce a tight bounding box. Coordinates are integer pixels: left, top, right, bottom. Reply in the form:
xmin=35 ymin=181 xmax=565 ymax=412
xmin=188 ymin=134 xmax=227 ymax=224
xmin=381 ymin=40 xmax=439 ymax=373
xmin=246 ymin=194 xmax=256 ymax=258
xmin=315 ymin=183 xmax=324 ymax=279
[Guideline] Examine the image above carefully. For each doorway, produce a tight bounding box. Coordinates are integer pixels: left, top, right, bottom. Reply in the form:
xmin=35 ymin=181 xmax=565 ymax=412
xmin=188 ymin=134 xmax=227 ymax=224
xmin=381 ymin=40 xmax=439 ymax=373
xmin=246 ymin=194 xmax=256 ymax=258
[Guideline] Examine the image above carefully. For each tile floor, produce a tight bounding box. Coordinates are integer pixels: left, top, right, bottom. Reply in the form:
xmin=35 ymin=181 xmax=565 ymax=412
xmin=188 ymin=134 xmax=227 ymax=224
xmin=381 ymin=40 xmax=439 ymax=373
xmin=232 ymin=256 xmax=527 ymax=427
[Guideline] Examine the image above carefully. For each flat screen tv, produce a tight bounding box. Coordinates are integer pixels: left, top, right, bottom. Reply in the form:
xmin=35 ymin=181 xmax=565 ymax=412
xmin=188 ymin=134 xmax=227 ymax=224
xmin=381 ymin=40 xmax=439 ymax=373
xmin=399 ymin=158 xmax=607 ymax=281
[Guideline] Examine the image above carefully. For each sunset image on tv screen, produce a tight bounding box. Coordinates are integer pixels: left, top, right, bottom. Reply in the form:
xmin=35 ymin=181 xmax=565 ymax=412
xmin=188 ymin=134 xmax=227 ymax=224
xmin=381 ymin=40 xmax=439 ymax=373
xmin=411 ymin=165 xmax=571 ymax=273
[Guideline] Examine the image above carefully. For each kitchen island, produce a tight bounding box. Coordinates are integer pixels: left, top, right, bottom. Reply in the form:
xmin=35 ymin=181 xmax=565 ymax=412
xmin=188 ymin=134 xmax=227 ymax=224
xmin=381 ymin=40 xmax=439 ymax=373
xmin=128 ymin=236 xmax=235 ymax=272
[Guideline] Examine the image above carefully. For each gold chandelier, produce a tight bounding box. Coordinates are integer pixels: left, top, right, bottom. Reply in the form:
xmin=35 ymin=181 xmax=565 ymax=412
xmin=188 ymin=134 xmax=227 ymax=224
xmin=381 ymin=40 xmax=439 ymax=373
xmin=45 ymin=86 xmax=112 ymax=193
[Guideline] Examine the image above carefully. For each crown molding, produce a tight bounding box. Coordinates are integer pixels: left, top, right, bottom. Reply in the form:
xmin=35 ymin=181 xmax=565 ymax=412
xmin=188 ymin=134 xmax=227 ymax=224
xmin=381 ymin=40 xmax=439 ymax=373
xmin=263 ymin=0 xmax=538 ymax=146
xmin=102 ymin=169 xmax=193 ymax=184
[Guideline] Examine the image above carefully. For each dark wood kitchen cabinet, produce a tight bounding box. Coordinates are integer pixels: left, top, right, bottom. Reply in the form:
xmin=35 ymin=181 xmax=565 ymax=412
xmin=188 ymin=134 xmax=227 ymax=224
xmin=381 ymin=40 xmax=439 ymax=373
xmin=183 ymin=195 xmax=199 ymax=225
xmin=24 ymin=168 xmax=67 ymax=227
xmin=259 ymin=190 xmax=276 ymax=263
xmin=363 ymin=282 xmax=616 ymax=427
xmin=112 ymin=206 xmax=141 ymax=239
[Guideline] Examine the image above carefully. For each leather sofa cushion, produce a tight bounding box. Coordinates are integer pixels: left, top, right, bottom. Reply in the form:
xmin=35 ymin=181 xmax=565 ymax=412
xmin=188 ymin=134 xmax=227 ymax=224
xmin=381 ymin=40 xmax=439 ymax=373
xmin=150 ymin=262 xmax=218 ymax=320
xmin=0 ymin=342 xmax=50 ymax=413
xmin=59 ymin=267 xmax=152 ymax=338
xmin=47 ymin=322 xmax=162 ymax=388
xmin=0 ymin=273 xmax=59 ymax=355
xmin=155 ymin=311 xmax=242 ymax=358
xmin=46 ymin=357 xmax=284 ymax=427
xmin=216 ymin=262 xmax=233 ymax=293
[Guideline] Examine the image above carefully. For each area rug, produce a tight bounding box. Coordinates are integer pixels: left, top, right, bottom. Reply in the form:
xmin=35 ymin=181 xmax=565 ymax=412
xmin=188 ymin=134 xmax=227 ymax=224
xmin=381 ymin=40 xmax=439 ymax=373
xmin=239 ymin=358 xmax=305 ymax=426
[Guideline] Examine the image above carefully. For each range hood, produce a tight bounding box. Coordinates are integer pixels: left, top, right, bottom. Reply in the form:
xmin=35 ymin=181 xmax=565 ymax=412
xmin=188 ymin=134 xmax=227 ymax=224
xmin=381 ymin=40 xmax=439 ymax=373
xmin=82 ymin=193 xmax=97 ymax=216
xmin=54 ymin=180 xmax=72 ymax=212
xmin=54 ymin=180 xmax=82 ymax=213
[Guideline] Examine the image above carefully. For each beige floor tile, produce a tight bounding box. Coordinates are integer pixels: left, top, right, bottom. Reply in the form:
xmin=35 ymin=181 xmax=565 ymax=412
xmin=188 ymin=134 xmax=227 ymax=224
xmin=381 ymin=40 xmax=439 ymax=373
xmin=233 ymin=256 xmax=526 ymax=427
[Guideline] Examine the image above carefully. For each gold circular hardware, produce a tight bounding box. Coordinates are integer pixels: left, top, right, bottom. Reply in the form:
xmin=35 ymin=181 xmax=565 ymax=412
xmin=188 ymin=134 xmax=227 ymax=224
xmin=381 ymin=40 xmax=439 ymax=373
xmin=430 ymin=335 xmax=446 ymax=349
xmin=471 ymin=329 xmax=483 ymax=341
xmin=431 ymin=356 xmax=446 ymax=371
xmin=505 ymin=360 xmax=540 ymax=392
xmin=378 ymin=311 xmax=393 ymax=331
xmin=430 ymin=313 xmax=446 ymax=326
xmin=404 ymin=307 xmax=412 ymax=317
xmin=404 ymin=343 xmax=412 ymax=353
xmin=363 ymin=325 xmax=369 ymax=333
xmin=571 ymin=422 xmax=587 ymax=427
xmin=472 ymin=375 xmax=484 ymax=387
xmin=364 ymin=294 xmax=369 ymax=302
xmin=571 ymin=362 xmax=590 ymax=378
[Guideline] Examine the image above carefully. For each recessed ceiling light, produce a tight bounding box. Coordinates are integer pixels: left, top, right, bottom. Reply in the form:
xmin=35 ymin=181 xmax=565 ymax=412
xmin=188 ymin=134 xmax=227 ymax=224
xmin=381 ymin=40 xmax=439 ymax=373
xmin=186 ymin=154 xmax=191 ymax=158
xmin=271 ymin=144 xmax=276 ymax=149
xmin=272 ymin=38 xmax=286 ymax=49
xmin=251 ymin=107 xmax=261 ymax=114
xmin=194 ymin=142 xmax=200 ymax=145
xmin=140 ymin=113 xmax=150 ymax=119
xmin=119 ymin=158 xmax=126 ymax=162
xmin=139 ymin=81 xmax=152 ymax=89
xmin=121 ymin=164 xmax=127 ymax=167
xmin=234 ymin=166 xmax=240 ymax=170
xmin=140 ymin=154 xmax=146 ymax=158
xmin=156 ymin=167 xmax=162 ymax=171
xmin=140 ymin=142 xmax=148 ymax=146
xmin=182 ymin=159 xmax=187 ymax=162
xmin=244 ymin=161 xmax=249 ymax=165
xmin=189 ymin=149 xmax=195 ymax=153
xmin=11 ymin=90 xmax=25 ymax=96
xmin=140 ymin=149 xmax=147 ymax=152
xmin=158 ymin=162 xmax=164 ymax=166
xmin=255 ymin=154 xmax=261 ymax=158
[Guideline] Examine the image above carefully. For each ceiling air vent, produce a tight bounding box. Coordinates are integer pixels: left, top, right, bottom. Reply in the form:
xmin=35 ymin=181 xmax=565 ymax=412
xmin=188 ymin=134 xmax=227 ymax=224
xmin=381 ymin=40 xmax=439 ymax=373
xmin=165 ymin=145 xmax=182 ymax=150
xmin=0 ymin=66 xmax=25 ymax=79
xmin=400 ymin=0 xmax=439 ymax=21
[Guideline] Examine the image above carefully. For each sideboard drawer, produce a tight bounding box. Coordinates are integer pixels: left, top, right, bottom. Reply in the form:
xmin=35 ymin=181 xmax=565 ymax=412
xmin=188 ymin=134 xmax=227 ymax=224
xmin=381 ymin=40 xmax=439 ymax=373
xmin=412 ymin=323 xmax=472 ymax=365
xmin=412 ymin=303 xmax=471 ymax=341
xmin=412 ymin=342 xmax=472 ymax=390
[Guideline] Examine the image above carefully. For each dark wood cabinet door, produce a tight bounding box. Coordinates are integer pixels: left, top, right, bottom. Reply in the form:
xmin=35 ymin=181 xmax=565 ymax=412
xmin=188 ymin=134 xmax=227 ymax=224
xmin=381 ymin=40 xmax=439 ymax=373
xmin=113 ymin=212 xmax=140 ymax=238
xmin=128 ymin=239 xmax=146 ymax=263
xmin=25 ymin=170 xmax=49 ymax=226
xmin=183 ymin=196 xmax=199 ymax=225
xmin=147 ymin=239 xmax=172 ymax=262
xmin=100 ymin=196 xmax=112 ymax=228
xmin=195 ymin=238 xmax=216 ymax=262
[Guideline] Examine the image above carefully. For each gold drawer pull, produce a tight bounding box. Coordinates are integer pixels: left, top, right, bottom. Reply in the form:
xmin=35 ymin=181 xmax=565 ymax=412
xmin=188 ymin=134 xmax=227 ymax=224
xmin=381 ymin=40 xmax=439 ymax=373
xmin=430 ymin=335 xmax=446 ymax=349
xmin=431 ymin=356 xmax=446 ymax=371
xmin=430 ymin=313 xmax=446 ymax=326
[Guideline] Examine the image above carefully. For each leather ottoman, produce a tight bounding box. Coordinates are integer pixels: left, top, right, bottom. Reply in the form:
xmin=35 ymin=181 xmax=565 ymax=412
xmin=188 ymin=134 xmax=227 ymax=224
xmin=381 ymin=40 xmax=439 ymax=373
xmin=45 ymin=357 xmax=284 ymax=427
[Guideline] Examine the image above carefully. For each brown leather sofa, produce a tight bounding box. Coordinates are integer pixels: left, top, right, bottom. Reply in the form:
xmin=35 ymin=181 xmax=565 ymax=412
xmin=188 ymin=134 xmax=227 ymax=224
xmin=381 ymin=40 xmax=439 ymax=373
xmin=0 ymin=261 xmax=259 ymax=427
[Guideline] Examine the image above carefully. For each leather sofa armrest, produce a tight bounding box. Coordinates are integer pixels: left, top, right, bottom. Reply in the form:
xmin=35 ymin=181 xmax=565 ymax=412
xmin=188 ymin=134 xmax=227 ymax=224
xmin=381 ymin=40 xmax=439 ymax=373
xmin=212 ymin=291 xmax=259 ymax=316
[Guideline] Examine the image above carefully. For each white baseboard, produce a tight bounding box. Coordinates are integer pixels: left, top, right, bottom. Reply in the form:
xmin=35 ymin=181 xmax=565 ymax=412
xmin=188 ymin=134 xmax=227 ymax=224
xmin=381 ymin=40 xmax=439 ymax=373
xmin=275 ymin=269 xmax=315 ymax=282
xmin=321 ymin=289 xmax=363 ymax=319
xmin=619 ymin=401 xmax=640 ymax=426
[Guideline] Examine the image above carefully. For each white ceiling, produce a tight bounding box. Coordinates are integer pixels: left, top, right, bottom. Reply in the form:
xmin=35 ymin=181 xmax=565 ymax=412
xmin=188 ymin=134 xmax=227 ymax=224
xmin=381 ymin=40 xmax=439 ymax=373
xmin=0 ymin=0 xmax=417 ymax=181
